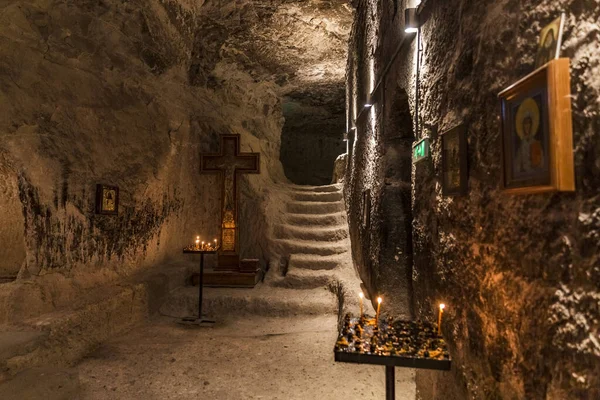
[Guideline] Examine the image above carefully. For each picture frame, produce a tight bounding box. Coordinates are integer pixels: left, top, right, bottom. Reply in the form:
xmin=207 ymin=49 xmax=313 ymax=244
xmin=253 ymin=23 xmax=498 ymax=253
xmin=95 ymin=184 xmax=119 ymax=215
xmin=441 ymin=124 xmax=468 ymax=196
xmin=534 ymin=13 xmax=565 ymax=69
xmin=498 ymin=58 xmax=574 ymax=194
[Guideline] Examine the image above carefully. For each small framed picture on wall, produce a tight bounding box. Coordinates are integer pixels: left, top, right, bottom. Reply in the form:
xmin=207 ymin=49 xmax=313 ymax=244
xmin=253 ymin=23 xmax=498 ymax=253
xmin=498 ymin=58 xmax=574 ymax=194
xmin=534 ymin=13 xmax=565 ymax=69
xmin=95 ymin=184 xmax=119 ymax=215
xmin=441 ymin=124 xmax=468 ymax=196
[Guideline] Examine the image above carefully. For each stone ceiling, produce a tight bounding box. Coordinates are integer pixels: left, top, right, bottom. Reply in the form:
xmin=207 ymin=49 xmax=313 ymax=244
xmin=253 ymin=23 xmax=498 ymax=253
xmin=187 ymin=0 xmax=353 ymax=108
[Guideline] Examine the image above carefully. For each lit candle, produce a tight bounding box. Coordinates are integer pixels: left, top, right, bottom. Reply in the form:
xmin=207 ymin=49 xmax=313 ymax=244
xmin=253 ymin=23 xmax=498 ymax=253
xmin=195 ymin=236 xmax=200 ymax=248
xmin=437 ymin=303 xmax=445 ymax=336
xmin=214 ymin=238 xmax=217 ymax=249
xmin=376 ymin=297 xmax=382 ymax=324
xmin=359 ymin=292 xmax=364 ymax=318
xmin=201 ymin=241 xmax=205 ymax=250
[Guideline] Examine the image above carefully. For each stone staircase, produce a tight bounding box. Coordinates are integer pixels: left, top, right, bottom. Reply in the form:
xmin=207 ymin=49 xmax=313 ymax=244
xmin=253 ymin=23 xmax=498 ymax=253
xmin=266 ymin=183 xmax=363 ymax=316
xmin=161 ymin=183 xmax=367 ymax=320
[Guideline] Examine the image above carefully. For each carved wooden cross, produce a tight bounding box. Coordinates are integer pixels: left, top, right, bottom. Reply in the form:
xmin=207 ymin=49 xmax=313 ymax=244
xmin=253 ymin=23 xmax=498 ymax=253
xmin=200 ymin=134 xmax=260 ymax=271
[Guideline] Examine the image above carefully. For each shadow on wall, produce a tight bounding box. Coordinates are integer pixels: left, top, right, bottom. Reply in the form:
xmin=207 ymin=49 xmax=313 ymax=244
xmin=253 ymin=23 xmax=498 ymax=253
xmin=280 ymin=100 xmax=346 ymax=186
xmin=376 ymin=87 xmax=415 ymax=317
xmin=0 ymin=159 xmax=26 ymax=279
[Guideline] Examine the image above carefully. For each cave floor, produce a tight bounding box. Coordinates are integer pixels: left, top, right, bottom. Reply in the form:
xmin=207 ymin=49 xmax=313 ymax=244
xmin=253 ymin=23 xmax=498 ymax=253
xmin=76 ymin=315 xmax=416 ymax=400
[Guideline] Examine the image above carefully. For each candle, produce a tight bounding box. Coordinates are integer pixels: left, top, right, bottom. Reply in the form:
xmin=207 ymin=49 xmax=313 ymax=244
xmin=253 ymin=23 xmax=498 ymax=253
xmin=437 ymin=303 xmax=445 ymax=335
xmin=195 ymin=236 xmax=200 ymax=248
xmin=359 ymin=292 xmax=364 ymax=318
xmin=376 ymin=297 xmax=382 ymax=324
xmin=201 ymin=241 xmax=205 ymax=250
xmin=214 ymin=238 xmax=217 ymax=249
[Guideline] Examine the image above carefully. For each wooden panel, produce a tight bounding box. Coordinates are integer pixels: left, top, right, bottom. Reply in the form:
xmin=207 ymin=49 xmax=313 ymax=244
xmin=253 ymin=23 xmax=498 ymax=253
xmin=547 ymin=58 xmax=575 ymax=191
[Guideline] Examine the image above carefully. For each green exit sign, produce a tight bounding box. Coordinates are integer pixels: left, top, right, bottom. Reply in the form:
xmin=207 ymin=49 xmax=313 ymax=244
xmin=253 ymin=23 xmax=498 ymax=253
xmin=412 ymin=138 xmax=430 ymax=164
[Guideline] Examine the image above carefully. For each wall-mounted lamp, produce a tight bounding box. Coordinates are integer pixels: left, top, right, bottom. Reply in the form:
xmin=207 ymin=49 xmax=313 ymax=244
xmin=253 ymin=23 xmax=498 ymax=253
xmin=404 ymin=8 xmax=419 ymax=33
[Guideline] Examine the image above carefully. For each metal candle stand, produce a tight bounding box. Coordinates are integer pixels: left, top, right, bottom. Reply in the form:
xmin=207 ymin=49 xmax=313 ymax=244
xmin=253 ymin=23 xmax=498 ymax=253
xmin=180 ymin=247 xmax=219 ymax=326
xmin=334 ymin=316 xmax=451 ymax=400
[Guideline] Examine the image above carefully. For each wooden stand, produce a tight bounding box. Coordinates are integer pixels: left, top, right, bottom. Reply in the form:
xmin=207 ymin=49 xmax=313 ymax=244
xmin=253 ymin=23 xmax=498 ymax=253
xmin=190 ymin=258 xmax=261 ymax=288
xmin=180 ymin=249 xmax=217 ymax=326
xmin=334 ymin=317 xmax=451 ymax=399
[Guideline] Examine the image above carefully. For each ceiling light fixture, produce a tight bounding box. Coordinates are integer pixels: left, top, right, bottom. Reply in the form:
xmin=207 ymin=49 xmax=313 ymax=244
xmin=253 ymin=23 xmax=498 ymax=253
xmin=405 ymin=7 xmax=419 ymax=33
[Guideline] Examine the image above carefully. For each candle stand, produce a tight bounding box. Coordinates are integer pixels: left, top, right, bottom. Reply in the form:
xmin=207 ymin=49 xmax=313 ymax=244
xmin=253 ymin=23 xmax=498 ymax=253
xmin=180 ymin=247 xmax=218 ymax=326
xmin=334 ymin=316 xmax=451 ymax=399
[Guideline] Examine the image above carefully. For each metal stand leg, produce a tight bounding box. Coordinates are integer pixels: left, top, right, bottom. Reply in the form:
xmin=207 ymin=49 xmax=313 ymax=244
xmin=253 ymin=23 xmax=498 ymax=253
xmin=198 ymin=253 xmax=204 ymax=319
xmin=179 ymin=253 xmax=215 ymax=326
xmin=386 ymin=365 xmax=395 ymax=400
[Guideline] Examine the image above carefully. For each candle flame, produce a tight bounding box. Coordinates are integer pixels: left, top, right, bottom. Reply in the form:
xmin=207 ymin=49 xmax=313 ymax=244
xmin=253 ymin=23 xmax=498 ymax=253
xmin=196 ymin=236 xmax=200 ymax=240
xmin=359 ymin=292 xmax=364 ymax=299
xmin=440 ymin=303 xmax=445 ymax=310
xmin=377 ymin=297 xmax=382 ymax=304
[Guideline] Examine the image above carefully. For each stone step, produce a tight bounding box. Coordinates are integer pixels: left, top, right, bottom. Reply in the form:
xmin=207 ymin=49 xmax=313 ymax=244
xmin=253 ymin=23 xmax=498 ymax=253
xmin=287 ymin=184 xmax=342 ymax=193
xmin=275 ymin=224 xmax=348 ymax=241
xmin=160 ymin=285 xmax=337 ymax=318
xmin=0 ymin=262 xmax=194 ymax=378
xmin=288 ymin=253 xmax=347 ymax=270
xmin=285 ymin=212 xmax=346 ymax=226
xmin=0 ymin=330 xmax=47 ymax=381
xmin=291 ymin=191 xmax=342 ymax=203
xmin=272 ymin=268 xmax=340 ymax=289
xmin=286 ymin=201 xmax=344 ymax=215
xmin=273 ymin=239 xmax=349 ymax=257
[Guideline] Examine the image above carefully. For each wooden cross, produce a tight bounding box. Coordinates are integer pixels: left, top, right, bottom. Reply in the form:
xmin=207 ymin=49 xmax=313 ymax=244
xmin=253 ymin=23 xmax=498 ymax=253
xmin=200 ymin=134 xmax=260 ymax=271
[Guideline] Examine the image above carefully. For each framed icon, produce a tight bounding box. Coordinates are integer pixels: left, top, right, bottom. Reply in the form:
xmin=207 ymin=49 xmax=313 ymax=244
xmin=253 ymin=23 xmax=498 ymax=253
xmin=498 ymin=58 xmax=574 ymax=194
xmin=95 ymin=184 xmax=119 ymax=215
xmin=441 ymin=124 xmax=468 ymax=196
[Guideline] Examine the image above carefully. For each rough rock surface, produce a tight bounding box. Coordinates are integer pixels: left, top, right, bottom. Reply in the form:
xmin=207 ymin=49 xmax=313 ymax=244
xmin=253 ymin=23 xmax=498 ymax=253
xmin=73 ymin=316 xmax=415 ymax=400
xmin=345 ymin=0 xmax=600 ymax=399
xmin=0 ymin=0 xmax=352 ymax=323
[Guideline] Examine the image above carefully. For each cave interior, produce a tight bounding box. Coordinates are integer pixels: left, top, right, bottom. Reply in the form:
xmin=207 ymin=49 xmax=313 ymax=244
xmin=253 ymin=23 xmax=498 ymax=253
xmin=0 ymin=0 xmax=598 ymax=399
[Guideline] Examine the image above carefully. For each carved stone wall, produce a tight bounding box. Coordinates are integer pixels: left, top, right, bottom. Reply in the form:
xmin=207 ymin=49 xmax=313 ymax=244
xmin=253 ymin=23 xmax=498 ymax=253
xmin=345 ymin=0 xmax=600 ymax=398
xmin=0 ymin=0 xmax=285 ymax=321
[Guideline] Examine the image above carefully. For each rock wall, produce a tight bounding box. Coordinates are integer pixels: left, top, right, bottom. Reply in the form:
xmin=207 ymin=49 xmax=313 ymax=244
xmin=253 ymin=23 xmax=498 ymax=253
xmin=0 ymin=0 xmax=286 ymax=322
xmin=345 ymin=0 xmax=600 ymax=398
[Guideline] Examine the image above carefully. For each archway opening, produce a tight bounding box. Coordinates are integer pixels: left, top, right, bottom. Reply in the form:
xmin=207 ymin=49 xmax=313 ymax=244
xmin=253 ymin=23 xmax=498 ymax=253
xmin=279 ymin=85 xmax=346 ymax=185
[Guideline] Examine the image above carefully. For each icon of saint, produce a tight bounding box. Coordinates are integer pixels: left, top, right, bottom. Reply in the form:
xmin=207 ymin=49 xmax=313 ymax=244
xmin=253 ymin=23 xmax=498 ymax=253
xmin=515 ymin=98 xmax=544 ymax=174
xmin=535 ymin=28 xmax=557 ymax=68
xmin=103 ymin=189 xmax=116 ymax=211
